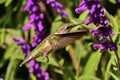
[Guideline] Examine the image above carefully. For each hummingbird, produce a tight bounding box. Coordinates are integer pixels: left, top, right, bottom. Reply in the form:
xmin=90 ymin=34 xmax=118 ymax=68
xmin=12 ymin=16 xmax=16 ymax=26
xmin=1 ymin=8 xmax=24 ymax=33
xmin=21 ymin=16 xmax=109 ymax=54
xmin=20 ymin=22 xmax=88 ymax=67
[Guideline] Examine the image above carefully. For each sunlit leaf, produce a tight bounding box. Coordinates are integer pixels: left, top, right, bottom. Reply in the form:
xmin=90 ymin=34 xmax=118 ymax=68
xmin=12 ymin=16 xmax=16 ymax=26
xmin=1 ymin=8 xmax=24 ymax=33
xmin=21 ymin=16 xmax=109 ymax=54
xmin=29 ymin=73 xmax=37 ymax=80
xmin=54 ymin=68 xmax=63 ymax=75
xmin=83 ymin=50 xmax=101 ymax=76
xmin=79 ymin=75 xmax=101 ymax=80
xmin=0 ymin=0 xmax=5 ymax=4
xmin=5 ymin=57 xmax=20 ymax=80
xmin=104 ymin=56 xmax=114 ymax=80
xmin=51 ymin=16 xmax=63 ymax=33
xmin=5 ymin=0 xmax=12 ymax=7
xmin=109 ymin=71 xmax=119 ymax=80
xmin=0 ymin=28 xmax=5 ymax=45
xmin=59 ymin=58 xmax=64 ymax=66
xmin=108 ymin=0 xmax=116 ymax=4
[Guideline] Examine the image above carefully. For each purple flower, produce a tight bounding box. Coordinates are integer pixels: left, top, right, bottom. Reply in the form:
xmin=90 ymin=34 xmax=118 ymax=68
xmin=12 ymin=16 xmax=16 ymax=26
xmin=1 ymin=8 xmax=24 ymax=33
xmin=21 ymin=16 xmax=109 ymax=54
xmin=46 ymin=0 xmax=68 ymax=18
xmin=13 ymin=37 xmax=30 ymax=57
xmin=90 ymin=25 xmax=114 ymax=40
xmin=75 ymin=1 xmax=87 ymax=13
xmin=13 ymin=36 xmax=50 ymax=79
xmin=75 ymin=0 xmax=108 ymax=26
xmin=23 ymin=23 xmax=33 ymax=31
xmin=60 ymin=11 xmax=68 ymax=18
xmin=29 ymin=60 xmax=50 ymax=79
xmin=46 ymin=0 xmax=55 ymax=4
xmin=0 ymin=78 xmax=3 ymax=80
xmin=118 ymin=0 xmax=120 ymax=3
xmin=13 ymin=0 xmax=50 ymax=79
xmin=23 ymin=0 xmax=47 ymax=47
xmin=75 ymin=0 xmax=117 ymax=53
xmin=93 ymin=40 xmax=117 ymax=53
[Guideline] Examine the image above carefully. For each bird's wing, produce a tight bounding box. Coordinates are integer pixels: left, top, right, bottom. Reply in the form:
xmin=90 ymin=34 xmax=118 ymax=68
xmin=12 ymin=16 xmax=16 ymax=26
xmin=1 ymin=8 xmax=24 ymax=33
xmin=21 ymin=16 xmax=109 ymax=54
xmin=52 ymin=29 xmax=88 ymax=50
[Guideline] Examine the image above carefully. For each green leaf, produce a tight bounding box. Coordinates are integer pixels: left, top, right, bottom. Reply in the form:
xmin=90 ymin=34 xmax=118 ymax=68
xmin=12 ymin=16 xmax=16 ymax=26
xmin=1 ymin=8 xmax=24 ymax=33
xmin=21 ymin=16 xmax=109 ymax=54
xmin=58 ymin=58 xmax=64 ymax=66
xmin=109 ymin=71 xmax=119 ymax=80
xmin=10 ymin=29 xmax=23 ymax=38
xmin=3 ymin=44 xmax=17 ymax=60
xmin=67 ymin=8 xmax=79 ymax=23
xmin=41 ymin=63 xmax=49 ymax=71
xmin=74 ymin=40 xmax=88 ymax=58
xmin=108 ymin=0 xmax=116 ymax=4
xmin=0 ymin=44 xmax=17 ymax=68
xmin=104 ymin=56 xmax=114 ymax=80
xmin=50 ymin=16 xmax=63 ymax=33
xmin=48 ymin=54 xmax=59 ymax=66
xmin=79 ymin=75 xmax=101 ymax=80
xmin=111 ymin=16 xmax=119 ymax=41
xmin=0 ymin=28 xmax=5 ymax=45
xmin=29 ymin=73 xmax=37 ymax=80
xmin=36 ymin=54 xmax=58 ymax=67
xmin=0 ymin=9 xmax=12 ymax=27
xmin=5 ymin=57 xmax=20 ymax=80
xmin=5 ymin=0 xmax=12 ymax=7
xmin=79 ymin=10 xmax=89 ymax=21
xmin=63 ymin=67 xmax=75 ymax=80
xmin=54 ymin=68 xmax=63 ymax=75
xmin=83 ymin=50 xmax=101 ymax=76
xmin=0 ymin=0 xmax=5 ymax=4
xmin=14 ymin=49 xmax=24 ymax=60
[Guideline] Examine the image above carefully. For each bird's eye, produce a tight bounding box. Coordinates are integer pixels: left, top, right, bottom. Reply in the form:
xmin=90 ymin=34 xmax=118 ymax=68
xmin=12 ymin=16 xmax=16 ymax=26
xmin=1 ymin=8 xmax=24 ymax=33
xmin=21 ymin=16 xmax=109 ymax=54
xmin=65 ymin=26 xmax=70 ymax=30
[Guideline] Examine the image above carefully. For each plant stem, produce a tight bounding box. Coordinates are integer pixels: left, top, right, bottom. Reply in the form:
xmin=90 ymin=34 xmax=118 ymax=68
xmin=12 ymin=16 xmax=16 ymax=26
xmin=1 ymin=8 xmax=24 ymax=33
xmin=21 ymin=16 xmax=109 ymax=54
xmin=114 ymin=51 xmax=120 ymax=77
xmin=68 ymin=45 xmax=78 ymax=72
xmin=105 ymin=8 xmax=120 ymax=77
xmin=38 ymin=2 xmax=53 ymax=24
xmin=104 ymin=8 xmax=115 ymax=26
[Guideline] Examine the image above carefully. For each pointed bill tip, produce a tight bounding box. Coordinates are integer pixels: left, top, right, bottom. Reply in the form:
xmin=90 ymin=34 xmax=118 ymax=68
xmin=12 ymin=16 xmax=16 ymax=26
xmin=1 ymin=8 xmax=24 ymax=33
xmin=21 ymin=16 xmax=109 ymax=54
xmin=19 ymin=59 xmax=28 ymax=67
xmin=19 ymin=64 xmax=22 ymax=67
xmin=19 ymin=62 xmax=24 ymax=67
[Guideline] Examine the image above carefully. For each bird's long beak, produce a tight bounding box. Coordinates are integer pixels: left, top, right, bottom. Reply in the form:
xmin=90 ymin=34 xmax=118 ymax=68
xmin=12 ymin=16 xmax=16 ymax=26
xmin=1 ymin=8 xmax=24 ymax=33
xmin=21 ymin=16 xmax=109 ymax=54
xmin=71 ymin=22 xmax=84 ymax=28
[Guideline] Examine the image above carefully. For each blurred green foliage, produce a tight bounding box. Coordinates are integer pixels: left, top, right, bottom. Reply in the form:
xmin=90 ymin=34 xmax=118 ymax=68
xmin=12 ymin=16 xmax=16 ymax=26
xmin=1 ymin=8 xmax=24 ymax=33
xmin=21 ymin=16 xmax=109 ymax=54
xmin=0 ymin=0 xmax=120 ymax=80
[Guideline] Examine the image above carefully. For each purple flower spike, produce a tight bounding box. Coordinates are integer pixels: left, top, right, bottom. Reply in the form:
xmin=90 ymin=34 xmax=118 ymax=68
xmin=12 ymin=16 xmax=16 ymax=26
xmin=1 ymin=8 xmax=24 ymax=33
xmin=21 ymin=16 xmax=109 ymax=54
xmin=24 ymin=0 xmax=34 ymax=12
xmin=61 ymin=11 xmax=68 ymax=18
xmin=13 ymin=37 xmax=20 ymax=42
xmin=44 ymin=73 xmax=50 ymax=80
xmin=31 ymin=5 xmax=39 ymax=12
xmin=35 ymin=63 xmax=39 ymax=70
xmin=75 ymin=1 xmax=87 ymax=13
xmin=29 ymin=60 xmax=50 ymax=79
xmin=0 ymin=78 xmax=3 ymax=80
xmin=23 ymin=23 xmax=33 ymax=31
xmin=29 ymin=67 xmax=34 ymax=73
xmin=90 ymin=25 xmax=114 ymax=40
xmin=93 ymin=40 xmax=117 ymax=53
xmin=93 ymin=43 xmax=105 ymax=53
xmin=76 ymin=0 xmax=117 ymax=53
xmin=75 ymin=0 xmax=108 ymax=26
xmin=13 ymin=37 xmax=30 ymax=56
xmin=13 ymin=0 xmax=50 ymax=79
xmin=31 ymin=41 xmax=37 ymax=47
xmin=46 ymin=0 xmax=55 ymax=4
xmin=118 ymin=0 xmax=120 ymax=3
xmin=46 ymin=0 xmax=68 ymax=18
xmin=29 ymin=60 xmax=35 ymax=67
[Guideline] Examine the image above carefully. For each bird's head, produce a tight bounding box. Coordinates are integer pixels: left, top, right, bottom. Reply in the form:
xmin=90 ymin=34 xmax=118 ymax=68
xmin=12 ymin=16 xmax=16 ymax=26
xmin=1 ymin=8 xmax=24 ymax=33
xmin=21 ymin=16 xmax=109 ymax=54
xmin=56 ymin=22 xmax=84 ymax=34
